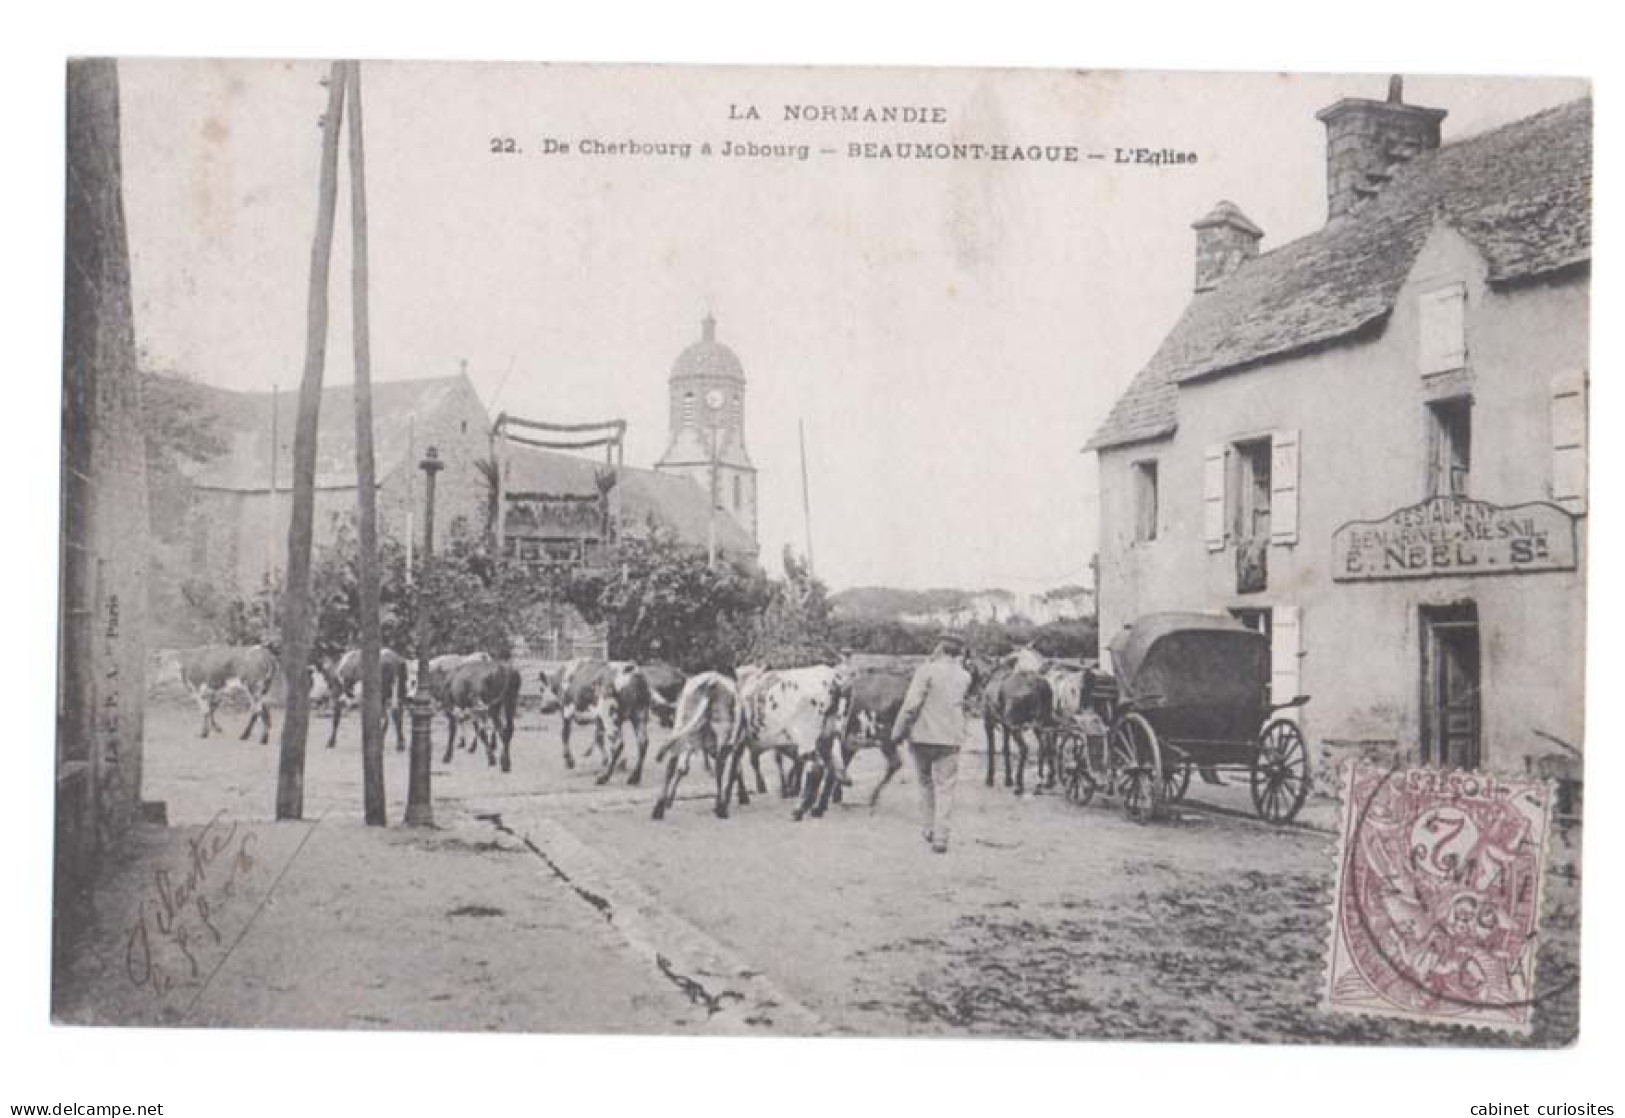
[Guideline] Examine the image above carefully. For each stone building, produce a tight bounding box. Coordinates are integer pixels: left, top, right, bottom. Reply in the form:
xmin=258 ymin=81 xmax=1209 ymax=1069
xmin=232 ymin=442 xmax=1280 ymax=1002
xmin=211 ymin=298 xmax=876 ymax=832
xmin=58 ymin=60 xmax=154 ymax=929
xmin=655 ymin=314 xmax=759 ymax=542
xmin=1086 ymin=85 xmax=1590 ymax=779
xmin=150 ymin=372 xmax=491 ymax=643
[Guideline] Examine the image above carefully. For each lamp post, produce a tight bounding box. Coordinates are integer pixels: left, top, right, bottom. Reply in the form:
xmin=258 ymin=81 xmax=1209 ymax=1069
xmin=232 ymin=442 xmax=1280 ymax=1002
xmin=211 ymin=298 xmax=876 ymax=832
xmin=405 ymin=445 xmax=443 ymax=827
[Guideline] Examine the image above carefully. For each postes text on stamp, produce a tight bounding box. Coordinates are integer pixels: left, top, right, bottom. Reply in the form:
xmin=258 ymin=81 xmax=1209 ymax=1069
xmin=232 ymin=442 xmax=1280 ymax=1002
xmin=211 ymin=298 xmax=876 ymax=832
xmin=1325 ymin=763 xmax=1554 ymax=1033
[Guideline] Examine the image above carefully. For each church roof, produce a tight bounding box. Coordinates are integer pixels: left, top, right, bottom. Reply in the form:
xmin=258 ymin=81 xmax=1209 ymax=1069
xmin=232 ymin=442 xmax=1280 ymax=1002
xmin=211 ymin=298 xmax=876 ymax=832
xmin=672 ymin=313 xmax=745 ymax=382
xmin=175 ymin=373 xmax=482 ymax=490
xmin=503 ymin=445 xmax=756 ymax=554
xmin=1085 ymin=97 xmax=1592 ymax=452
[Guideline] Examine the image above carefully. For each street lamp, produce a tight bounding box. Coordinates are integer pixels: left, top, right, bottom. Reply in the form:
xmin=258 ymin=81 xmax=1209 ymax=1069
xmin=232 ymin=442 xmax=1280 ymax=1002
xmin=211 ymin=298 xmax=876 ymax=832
xmin=405 ymin=445 xmax=443 ymax=827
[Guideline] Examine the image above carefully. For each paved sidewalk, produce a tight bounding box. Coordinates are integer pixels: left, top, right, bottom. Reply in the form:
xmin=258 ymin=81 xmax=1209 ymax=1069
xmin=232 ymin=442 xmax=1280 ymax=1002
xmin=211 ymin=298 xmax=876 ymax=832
xmin=52 ymin=805 xmax=706 ymax=1033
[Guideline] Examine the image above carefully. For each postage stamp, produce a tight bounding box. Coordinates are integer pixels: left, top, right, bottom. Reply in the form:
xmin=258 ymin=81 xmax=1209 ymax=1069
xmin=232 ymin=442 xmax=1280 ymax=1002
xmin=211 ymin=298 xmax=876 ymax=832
xmin=1325 ymin=762 xmax=1555 ymax=1033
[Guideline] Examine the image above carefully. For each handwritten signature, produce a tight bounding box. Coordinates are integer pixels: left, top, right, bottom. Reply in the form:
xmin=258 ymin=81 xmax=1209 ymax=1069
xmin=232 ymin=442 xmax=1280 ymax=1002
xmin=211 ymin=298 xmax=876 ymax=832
xmin=124 ymin=809 xmax=258 ymax=998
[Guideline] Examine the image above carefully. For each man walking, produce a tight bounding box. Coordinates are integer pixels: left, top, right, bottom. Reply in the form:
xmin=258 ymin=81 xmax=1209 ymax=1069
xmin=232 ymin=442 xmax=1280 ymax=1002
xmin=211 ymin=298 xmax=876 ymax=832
xmin=890 ymin=631 xmax=973 ymax=854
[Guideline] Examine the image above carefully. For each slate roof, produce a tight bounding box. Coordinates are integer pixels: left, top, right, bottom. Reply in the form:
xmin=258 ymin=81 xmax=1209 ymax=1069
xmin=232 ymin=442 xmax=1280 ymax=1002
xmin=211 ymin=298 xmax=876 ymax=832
xmin=179 ymin=374 xmax=480 ymax=490
xmin=1086 ymin=98 xmax=1592 ymax=452
xmin=672 ymin=336 xmax=746 ymax=382
xmin=503 ymin=445 xmax=757 ymax=554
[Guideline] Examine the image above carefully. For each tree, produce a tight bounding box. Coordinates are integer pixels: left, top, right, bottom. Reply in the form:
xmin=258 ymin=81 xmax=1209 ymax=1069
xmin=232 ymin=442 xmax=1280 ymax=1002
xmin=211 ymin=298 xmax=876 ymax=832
xmin=564 ymin=531 xmax=772 ymax=672
xmin=744 ymin=547 xmax=836 ymax=667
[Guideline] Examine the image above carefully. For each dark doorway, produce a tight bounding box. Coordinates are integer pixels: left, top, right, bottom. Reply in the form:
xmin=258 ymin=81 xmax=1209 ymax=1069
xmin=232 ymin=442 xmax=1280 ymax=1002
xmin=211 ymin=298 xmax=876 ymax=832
xmin=1421 ymin=603 xmax=1481 ymax=769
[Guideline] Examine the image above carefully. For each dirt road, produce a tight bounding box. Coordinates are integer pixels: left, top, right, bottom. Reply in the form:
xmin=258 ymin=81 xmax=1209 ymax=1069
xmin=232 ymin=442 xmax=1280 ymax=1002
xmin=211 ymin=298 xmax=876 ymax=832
xmin=53 ymin=699 xmax=1580 ymax=1045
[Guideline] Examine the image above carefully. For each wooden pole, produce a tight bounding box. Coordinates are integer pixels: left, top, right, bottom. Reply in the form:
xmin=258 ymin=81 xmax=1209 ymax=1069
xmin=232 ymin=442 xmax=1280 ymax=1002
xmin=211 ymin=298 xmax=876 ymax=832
xmin=405 ymin=415 xmax=415 ymax=586
xmin=494 ymin=417 xmax=507 ymax=554
xmin=275 ymin=63 xmax=346 ymax=822
xmin=346 ymin=60 xmax=387 ymax=826
xmin=707 ymin=424 xmax=719 ymax=568
xmin=799 ymin=419 xmax=815 ymax=575
xmin=267 ymin=384 xmax=278 ymax=628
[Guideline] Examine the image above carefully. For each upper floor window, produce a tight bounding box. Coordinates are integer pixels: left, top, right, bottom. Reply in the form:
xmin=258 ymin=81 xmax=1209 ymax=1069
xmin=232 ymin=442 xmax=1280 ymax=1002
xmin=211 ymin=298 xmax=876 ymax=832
xmin=1427 ymin=396 xmax=1472 ymax=497
xmin=1133 ymin=459 xmax=1159 ymax=542
xmin=1233 ymin=436 xmax=1273 ymax=542
xmin=732 ymin=473 xmax=743 ymax=510
xmin=1419 ymin=283 xmax=1467 ymax=375
xmin=1204 ymin=429 xmax=1298 ymax=552
xmin=682 ymin=392 xmax=696 ymax=426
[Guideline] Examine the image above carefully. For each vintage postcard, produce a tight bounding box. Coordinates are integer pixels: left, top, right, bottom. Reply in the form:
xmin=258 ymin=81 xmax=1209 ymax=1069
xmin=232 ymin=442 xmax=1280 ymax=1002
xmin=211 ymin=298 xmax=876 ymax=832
xmin=54 ymin=60 xmax=1588 ymax=1045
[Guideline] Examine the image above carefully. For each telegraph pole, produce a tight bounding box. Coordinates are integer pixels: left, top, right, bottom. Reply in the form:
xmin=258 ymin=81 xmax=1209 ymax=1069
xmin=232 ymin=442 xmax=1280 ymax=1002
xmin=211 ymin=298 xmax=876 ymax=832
xmin=346 ymin=60 xmax=387 ymax=826
xmin=275 ymin=62 xmax=346 ymax=822
xmin=799 ymin=419 xmax=815 ymax=576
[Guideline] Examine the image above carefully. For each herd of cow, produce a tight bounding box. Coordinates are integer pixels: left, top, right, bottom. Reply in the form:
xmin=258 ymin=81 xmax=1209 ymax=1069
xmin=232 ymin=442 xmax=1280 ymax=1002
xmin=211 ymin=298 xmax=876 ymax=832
xmin=158 ymin=643 xmax=1116 ymax=824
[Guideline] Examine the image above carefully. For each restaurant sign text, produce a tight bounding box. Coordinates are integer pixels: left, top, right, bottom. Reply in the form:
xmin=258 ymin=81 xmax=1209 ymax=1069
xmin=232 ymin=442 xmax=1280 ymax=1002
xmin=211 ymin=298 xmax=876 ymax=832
xmin=1332 ymin=496 xmax=1577 ymax=581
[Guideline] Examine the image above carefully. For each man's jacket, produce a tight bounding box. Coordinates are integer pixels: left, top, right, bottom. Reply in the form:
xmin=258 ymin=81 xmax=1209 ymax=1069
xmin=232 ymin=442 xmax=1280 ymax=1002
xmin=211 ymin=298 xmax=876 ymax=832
xmin=892 ymin=654 xmax=972 ymax=748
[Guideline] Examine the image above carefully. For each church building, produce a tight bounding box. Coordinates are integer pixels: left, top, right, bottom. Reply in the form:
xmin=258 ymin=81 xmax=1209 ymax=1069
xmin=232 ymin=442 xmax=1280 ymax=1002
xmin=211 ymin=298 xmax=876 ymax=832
xmin=654 ymin=313 xmax=759 ymax=542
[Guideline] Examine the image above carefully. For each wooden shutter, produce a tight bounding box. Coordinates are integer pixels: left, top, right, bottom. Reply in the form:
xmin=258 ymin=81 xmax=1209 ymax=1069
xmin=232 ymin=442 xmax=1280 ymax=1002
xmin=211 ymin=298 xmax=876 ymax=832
xmin=1270 ymin=604 xmax=1302 ymax=722
xmin=1270 ymin=429 xmax=1300 ymax=545
xmin=1203 ymin=445 xmax=1227 ymax=551
xmin=1551 ymin=372 xmax=1587 ymax=513
xmin=1419 ymin=284 xmax=1467 ymax=374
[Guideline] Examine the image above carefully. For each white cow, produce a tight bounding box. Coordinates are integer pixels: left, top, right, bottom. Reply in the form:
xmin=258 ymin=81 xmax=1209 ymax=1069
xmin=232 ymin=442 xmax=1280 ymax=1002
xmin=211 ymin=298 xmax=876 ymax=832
xmin=723 ymin=664 xmax=850 ymax=821
xmin=650 ymin=672 xmax=743 ymax=820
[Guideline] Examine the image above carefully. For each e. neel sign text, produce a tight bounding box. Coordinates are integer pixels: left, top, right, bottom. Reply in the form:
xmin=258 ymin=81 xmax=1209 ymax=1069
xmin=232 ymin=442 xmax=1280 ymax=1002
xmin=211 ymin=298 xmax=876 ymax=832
xmin=1332 ymin=496 xmax=1577 ymax=581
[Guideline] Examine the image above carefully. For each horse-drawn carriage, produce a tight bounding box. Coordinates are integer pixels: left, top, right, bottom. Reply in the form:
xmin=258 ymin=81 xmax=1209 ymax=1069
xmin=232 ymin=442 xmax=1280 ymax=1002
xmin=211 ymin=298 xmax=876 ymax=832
xmin=1054 ymin=612 xmax=1311 ymax=825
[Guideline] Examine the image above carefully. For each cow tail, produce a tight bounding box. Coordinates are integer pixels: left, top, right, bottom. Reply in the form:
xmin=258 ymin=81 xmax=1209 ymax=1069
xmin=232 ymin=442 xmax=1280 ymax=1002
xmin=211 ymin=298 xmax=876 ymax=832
xmin=657 ymin=678 xmax=719 ymax=764
xmin=503 ymin=666 xmax=521 ymax=741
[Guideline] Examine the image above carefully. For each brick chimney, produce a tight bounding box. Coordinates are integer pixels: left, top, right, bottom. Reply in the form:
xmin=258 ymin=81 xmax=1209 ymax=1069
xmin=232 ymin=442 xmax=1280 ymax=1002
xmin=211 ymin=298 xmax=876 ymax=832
xmin=1192 ymin=200 xmax=1263 ymax=293
xmin=1316 ymin=75 xmax=1447 ymax=222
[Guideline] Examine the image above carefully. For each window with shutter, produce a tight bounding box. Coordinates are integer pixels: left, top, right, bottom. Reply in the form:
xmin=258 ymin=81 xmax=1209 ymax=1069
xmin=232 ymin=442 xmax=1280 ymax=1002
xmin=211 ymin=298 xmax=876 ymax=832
xmin=1133 ymin=460 xmax=1159 ymax=542
xmin=1203 ymin=445 xmax=1226 ymax=551
xmin=1419 ymin=284 xmax=1467 ymax=374
xmin=1270 ymin=429 xmax=1300 ymax=544
xmin=1551 ymin=372 xmax=1587 ymax=513
xmin=1426 ymin=398 xmax=1472 ymax=497
xmin=1270 ymin=605 xmax=1302 ymax=723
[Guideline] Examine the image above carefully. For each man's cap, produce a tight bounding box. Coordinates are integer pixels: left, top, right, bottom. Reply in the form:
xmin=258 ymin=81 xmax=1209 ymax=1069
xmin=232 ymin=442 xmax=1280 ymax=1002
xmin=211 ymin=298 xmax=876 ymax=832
xmin=935 ymin=629 xmax=968 ymax=650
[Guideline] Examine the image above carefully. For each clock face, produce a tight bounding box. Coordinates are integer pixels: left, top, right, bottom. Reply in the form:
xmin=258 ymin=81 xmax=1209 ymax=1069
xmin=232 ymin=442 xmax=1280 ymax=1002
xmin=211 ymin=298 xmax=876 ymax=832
xmin=705 ymin=388 xmax=726 ymax=410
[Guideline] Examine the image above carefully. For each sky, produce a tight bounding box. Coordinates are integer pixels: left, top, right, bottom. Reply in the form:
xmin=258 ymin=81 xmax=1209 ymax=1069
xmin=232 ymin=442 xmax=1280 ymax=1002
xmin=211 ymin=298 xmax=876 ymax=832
xmin=116 ymin=62 xmax=1586 ymax=592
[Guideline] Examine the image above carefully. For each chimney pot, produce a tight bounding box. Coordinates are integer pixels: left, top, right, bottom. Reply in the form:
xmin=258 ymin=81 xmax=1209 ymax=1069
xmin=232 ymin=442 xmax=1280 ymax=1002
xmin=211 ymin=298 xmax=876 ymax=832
xmin=1191 ymin=201 xmax=1263 ymax=293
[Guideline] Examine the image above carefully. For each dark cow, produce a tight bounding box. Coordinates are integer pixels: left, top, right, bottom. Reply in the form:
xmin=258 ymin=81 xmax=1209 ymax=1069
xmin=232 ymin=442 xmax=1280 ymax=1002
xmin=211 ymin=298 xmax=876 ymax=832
xmin=537 ymin=659 xmax=655 ymax=784
xmin=981 ymin=661 xmax=1056 ymax=795
xmin=641 ymin=660 xmax=687 ymax=728
xmin=831 ymin=660 xmax=914 ymax=808
xmin=176 ymin=645 xmax=280 ymax=743
xmin=418 ymin=652 xmax=491 ymax=754
xmin=316 ymin=647 xmax=409 ymax=750
xmin=442 ymin=659 xmax=523 ymax=771
xmin=650 ymin=672 xmax=742 ymax=820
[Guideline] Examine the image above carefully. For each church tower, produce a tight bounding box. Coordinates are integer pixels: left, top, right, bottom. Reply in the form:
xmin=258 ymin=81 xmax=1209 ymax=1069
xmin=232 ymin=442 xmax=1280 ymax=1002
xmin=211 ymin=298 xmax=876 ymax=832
xmin=654 ymin=313 xmax=758 ymax=542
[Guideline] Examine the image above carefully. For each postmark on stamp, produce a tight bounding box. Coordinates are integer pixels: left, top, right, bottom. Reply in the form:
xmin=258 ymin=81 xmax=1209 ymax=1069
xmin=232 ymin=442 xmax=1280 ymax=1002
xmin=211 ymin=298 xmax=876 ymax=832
xmin=1324 ymin=762 xmax=1556 ymax=1033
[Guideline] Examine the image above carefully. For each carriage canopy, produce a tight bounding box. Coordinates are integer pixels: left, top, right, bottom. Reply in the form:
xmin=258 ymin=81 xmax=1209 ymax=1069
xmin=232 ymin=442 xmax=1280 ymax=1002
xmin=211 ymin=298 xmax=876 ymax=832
xmin=1107 ymin=612 xmax=1270 ymax=718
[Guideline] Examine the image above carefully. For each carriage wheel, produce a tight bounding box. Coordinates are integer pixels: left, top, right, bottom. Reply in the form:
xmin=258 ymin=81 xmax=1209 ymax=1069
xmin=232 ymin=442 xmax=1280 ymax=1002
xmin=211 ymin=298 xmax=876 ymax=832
xmin=1250 ymin=718 xmax=1311 ymax=825
xmin=1162 ymin=762 xmax=1192 ymax=803
xmin=1059 ymin=729 xmax=1097 ymax=807
xmin=1109 ymin=712 xmax=1165 ymax=823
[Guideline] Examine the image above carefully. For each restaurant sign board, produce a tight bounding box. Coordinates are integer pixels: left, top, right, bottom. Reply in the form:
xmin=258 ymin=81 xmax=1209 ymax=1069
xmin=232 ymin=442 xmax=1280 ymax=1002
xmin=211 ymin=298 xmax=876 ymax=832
xmin=1332 ymin=496 xmax=1577 ymax=581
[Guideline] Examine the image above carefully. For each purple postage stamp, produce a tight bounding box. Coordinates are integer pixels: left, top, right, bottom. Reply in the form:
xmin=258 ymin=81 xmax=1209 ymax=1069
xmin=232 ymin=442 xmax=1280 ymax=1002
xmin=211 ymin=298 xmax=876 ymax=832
xmin=1325 ymin=762 xmax=1555 ymax=1033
